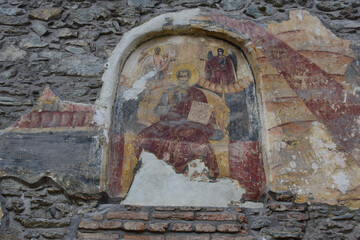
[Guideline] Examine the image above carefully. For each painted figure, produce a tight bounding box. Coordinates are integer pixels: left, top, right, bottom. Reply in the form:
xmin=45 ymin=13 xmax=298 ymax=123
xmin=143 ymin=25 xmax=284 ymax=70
xmin=138 ymin=47 xmax=170 ymax=82
xmin=205 ymin=48 xmax=237 ymax=85
xmin=135 ymin=69 xmax=220 ymax=177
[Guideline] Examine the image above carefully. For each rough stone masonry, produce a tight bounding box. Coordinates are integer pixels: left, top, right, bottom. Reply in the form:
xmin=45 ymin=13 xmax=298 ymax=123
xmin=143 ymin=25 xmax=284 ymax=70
xmin=0 ymin=0 xmax=360 ymax=239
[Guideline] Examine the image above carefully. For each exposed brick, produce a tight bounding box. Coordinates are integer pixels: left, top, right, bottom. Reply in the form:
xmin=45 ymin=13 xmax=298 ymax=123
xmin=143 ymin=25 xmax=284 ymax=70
xmin=235 ymin=208 xmax=244 ymax=213
xmin=240 ymin=226 xmax=248 ymax=235
xmin=212 ymin=236 xmax=255 ymax=240
xmin=203 ymin=208 xmax=223 ymax=212
xmin=125 ymin=205 xmax=142 ymax=211
xmin=180 ymin=207 xmax=202 ymax=211
xmin=77 ymin=232 xmax=119 ymax=240
xmin=276 ymin=194 xmax=293 ymax=202
xmin=152 ymin=212 xmax=194 ymax=220
xmin=100 ymin=221 xmax=122 ymax=229
xmin=195 ymin=223 xmax=216 ymax=233
xmin=107 ymin=211 xmax=149 ymax=220
xmin=287 ymin=212 xmax=309 ymax=221
xmin=78 ymin=220 xmax=99 ymax=230
xmin=123 ymin=221 xmax=146 ymax=231
xmin=123 ymin=235 xmax=164 ymax=240
xmin=148 ymin=222 xmax=169 ymax=232
xmin=197 ymin=213 xmax=236 ymax=221
xmin=171 ymin=223 xmax=193 ymax=232
xmin=238 ymin=214 xmax=248 ymax=223
xmin=155 ymin=207 xmax=176 ymax=211
xmin=92 ymin=214 xmax=104 ymax=221
xmin=166 ymin=235 xmax=210 ymax=240
xmin=217 ymin=224 xmax=239 ymax=233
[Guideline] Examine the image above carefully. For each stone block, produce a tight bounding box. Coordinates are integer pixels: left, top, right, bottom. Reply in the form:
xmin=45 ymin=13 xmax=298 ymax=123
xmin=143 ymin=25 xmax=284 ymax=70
xmin=267 ymin=203 xmax=306 ymax=212
xmin=14 ymin=216 xmax=70 ymax=228
xmin=287 ymin=212 xmax=309 ymax=221
xmin=260 ymin=227 xmax=304 ymax=239
xmin=251 ymin=218 xmax=271 ymax=230
xmin=78 ymin=220 xmax=100 ymax=230
xmin=29 ymin=8 xmax=62 ymax=21
xmin=77 ymin=232 xmax=119 ymax=240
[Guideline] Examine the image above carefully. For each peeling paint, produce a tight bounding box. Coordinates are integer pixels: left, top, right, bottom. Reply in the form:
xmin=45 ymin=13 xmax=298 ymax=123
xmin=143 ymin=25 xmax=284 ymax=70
xmin=93 ymin=109 xmax=106 ymax=126
xmin=123 ymin=70 xmax=156 ymax=100
xmin=122 ymin=151 xmax=245 ymax=207
xmin=332 ymin=172 xmax=350 ymax=194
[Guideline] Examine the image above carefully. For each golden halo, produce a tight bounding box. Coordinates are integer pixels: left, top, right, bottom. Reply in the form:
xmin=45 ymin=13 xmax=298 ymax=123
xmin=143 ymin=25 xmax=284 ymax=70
xmin=146 ymin=46 xmax=164 ymax=55
xmin=170 ymin=63 xmax=199 ymax=86
xmin=215 ymin=47 xmax=228 ymax=56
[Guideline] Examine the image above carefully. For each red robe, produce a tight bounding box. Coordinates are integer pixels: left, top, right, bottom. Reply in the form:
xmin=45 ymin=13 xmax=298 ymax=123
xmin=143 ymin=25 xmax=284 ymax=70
xmin=205 ymin=56 xmax=235 ymax=85
xmin=135 ymin=87 xmax=219 ymax=177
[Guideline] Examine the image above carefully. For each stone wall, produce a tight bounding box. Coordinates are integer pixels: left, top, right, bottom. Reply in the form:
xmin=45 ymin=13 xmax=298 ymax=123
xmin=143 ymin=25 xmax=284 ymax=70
xmin=0 ymin=0 xmax=359 ymax=129
xmin=1 ymin=178 xmax=360 ymax=239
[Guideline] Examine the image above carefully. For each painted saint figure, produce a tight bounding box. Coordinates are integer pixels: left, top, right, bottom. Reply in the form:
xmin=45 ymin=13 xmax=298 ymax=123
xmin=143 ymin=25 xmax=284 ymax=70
xmin=135 ymin=69 xmax=220 ymax=177
xmin=205 ymin=48 xmax=237 ymax=85
xmin=138 ymin=47 xmax=170 ymax=82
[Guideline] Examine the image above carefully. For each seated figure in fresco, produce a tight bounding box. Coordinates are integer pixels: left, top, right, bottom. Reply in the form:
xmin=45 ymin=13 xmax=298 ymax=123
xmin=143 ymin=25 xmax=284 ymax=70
xmin=205 ymin=48 xmax=237 ymax=85
xmin=135 ymin=69 xmax=220 ymax=177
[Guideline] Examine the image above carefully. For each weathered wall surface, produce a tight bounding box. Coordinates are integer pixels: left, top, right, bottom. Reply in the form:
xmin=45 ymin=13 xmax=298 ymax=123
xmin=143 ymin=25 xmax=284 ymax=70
xmin=1 ymin=0 xmax=360 ymax=239
xmin=0 ymin=0 xmax=359 ymax=129
xmin=1 ymin=178 xmax=360 ymax=239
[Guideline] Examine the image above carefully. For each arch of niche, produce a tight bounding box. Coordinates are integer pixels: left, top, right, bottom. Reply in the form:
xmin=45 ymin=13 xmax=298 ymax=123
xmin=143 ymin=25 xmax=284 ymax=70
xmin=96 ymin=9 xmax=268 ymax=206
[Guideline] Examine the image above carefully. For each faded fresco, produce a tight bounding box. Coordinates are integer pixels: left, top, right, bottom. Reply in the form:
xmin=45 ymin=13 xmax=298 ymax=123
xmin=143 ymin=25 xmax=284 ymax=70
xmin=109 ymin=36 xmax=266 ymax=201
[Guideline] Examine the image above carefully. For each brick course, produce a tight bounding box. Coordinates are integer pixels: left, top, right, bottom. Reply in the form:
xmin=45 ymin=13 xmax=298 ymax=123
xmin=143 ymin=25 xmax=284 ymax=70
xmin=123 ymin=222 xmax=147 ymax=231
xmin=171 ymin=223 xmax=193 ymax=232
xmin=107 ymin=211 xmax=149 ymax=220
xmin=148 ymin=222 xmax=169 ymax=232
xmin=152 ymin=212 xmax=194 ymax=220
xmin=123 ymin=235 xmax=164 ymax=240
xmin=197 ymin=213 xmax=237 ymax=221
xmin=195 ymin=223 xmax=217 ymax=233
xmin=100 ymin=221 xmax=122 ymax=229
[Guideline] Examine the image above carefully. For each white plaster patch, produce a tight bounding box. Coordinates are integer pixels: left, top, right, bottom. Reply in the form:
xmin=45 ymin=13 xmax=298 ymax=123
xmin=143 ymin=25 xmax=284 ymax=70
xmin=123 ymin=70 xmax=156 ymax=100
xmin=241 ymin=201 xmax=264 ymax=208
xmin=332 ymin=172 xmax=350 ymax=194
xmin=312 ymin=163 xmax=318 ymax=174
xmin=289 ymin=161 xmax=296 ymax=169
xmin=92 ymin=109 xmax=106 ymax=126
xmin=296 ymin=11 xmax=303 ymax=21
xmin=122 ymin=151 xmax=245 ymax=207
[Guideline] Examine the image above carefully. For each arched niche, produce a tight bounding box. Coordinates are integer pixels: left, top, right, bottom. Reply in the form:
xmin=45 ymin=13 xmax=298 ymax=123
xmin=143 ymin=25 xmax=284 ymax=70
xmin=97 ymin=9 xmax=267 ymax=206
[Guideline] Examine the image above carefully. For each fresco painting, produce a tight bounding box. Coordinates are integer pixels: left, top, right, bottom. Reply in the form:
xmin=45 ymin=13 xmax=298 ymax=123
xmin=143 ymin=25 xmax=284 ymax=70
xmin=109 ymin=36 xmax=266 ymax=200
